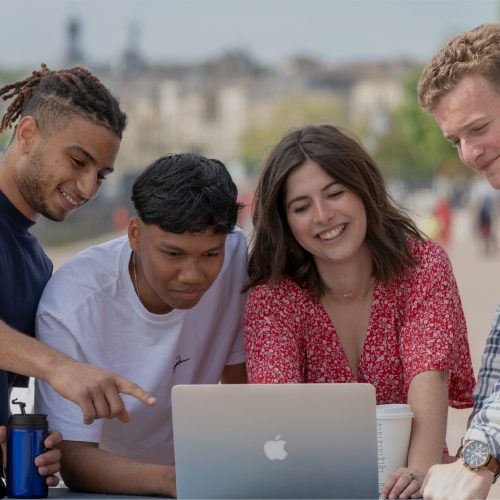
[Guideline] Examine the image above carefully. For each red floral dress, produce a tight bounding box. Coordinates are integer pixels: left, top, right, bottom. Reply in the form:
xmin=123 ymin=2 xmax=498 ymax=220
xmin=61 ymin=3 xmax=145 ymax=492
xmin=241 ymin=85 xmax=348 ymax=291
xmin=244 ymin=238 xmax=474 ymax=408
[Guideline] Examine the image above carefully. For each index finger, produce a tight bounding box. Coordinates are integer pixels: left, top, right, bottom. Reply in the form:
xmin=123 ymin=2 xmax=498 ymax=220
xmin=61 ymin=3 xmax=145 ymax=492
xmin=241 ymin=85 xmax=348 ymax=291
xmin=115 ymin=376 xmax=156 ymax=406
xmin=380 ymin=472 xmax=399 ymax=498
xmin=388 ymin=474 xmax=414 ymax=499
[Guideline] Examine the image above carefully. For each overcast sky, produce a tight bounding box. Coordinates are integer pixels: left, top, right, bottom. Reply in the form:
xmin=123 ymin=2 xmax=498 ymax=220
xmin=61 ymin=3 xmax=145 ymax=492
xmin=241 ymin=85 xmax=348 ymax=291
xmin=2 ymin=0 xmax=498 ymax=69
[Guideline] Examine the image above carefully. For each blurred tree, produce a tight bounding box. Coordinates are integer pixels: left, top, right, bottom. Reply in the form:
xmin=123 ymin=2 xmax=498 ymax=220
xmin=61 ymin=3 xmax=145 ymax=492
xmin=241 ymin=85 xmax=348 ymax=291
xmin=0 ymin=69 xmax=26 ymax=151
xmin=0 ymin=131 xmax=12 ymax=151
xmin=239 ymin=123 xmax=284 ymax=174
xmin=186 ymin=142 xmax=207 ymax=156
xmin=374 ymin=67 xmax=465 ymax=186
xmin=0 ymin=69 xmax=25 ymax=82
xmin=239 ymin=94 xmax=345 ymax=175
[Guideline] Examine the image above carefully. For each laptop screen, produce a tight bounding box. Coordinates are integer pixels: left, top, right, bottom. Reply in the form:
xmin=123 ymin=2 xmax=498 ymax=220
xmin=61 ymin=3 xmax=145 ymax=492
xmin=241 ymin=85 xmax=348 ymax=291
xmin=172 ymin=383 xmax=379 ymax=499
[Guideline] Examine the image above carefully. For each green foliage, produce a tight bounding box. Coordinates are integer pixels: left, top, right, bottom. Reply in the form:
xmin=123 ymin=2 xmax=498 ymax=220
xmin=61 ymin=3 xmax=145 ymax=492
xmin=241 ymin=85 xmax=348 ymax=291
xmin=239 ymin=94 xmax=345 ymax=175
xmin=0 ymin=68 xmax=26 ymax=151
xmin=0 ymin=130 xmax=13 ymax=151
xmin=239 ymin=124 xmax=284 ymax=174
xmin=0 ymin=68 xmax=26 ymax=83
xmin=374 ymin=67 xmax=464 ymax=184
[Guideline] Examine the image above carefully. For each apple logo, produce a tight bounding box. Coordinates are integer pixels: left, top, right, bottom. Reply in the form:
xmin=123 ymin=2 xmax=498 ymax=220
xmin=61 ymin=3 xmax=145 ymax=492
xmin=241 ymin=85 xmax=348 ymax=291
xmin=263 ymin=434 xmax=288 ymax=460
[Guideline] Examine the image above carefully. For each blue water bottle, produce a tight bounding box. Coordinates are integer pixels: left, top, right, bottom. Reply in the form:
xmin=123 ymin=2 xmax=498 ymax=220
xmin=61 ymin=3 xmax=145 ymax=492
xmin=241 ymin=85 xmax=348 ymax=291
xmin=6 ymin=399 xmax=48 ymax=498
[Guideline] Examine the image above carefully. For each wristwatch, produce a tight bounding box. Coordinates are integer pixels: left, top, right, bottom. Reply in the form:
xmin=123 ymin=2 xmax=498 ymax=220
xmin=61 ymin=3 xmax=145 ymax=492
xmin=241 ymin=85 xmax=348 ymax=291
xmin=461 ymin=440 xmax=500 ymax=480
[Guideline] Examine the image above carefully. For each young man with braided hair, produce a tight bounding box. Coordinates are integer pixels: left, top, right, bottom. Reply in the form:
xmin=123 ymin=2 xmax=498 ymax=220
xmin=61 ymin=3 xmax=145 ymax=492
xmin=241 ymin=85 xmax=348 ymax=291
xmin=418 ymin=24 xmax=500 ymax=499
xmin=35 ymin=153 xmax=247 ymax=496
xmin=0 ymin=64 xmax=155 ymax=487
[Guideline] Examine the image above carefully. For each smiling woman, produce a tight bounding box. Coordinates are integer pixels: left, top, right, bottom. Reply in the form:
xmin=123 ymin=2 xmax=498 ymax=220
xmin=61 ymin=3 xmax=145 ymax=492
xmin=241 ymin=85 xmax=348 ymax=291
xmin=243 ymin=123 xmax=475 ymax=499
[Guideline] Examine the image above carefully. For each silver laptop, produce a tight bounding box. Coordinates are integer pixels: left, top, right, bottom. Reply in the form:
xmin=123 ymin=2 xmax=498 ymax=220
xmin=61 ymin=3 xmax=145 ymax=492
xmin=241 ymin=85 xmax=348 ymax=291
xmin=172 ymin=383 xmax=378 ymax=499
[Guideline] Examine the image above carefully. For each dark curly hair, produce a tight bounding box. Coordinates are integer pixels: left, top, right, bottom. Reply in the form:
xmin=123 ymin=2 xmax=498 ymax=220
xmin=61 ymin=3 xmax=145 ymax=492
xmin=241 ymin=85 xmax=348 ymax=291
xmin=131 ymin=153 xmax=242 ymax=234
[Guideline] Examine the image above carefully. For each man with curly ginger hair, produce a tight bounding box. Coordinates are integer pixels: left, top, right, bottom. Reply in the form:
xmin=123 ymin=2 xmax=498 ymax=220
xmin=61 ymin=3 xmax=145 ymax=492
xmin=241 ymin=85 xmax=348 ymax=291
xmin=418 ymin=24 xmax=500 ymax=499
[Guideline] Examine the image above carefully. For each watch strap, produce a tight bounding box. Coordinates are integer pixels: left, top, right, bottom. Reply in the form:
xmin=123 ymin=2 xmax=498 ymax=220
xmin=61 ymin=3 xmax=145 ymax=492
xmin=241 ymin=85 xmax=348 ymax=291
xmin=462 ymin=440 xmax=500 ymax=482
xmin=485 ymin=455 xmax=500 ymax=477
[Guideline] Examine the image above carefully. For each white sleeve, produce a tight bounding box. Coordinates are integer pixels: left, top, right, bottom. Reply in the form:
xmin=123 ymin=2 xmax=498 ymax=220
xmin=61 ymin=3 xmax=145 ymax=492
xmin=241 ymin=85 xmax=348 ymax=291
xmin=34 ymin=311 xmax=103 ymax=443
xmin=225 ymin=295 xmax=246 ymax=365
xmin=222 ymin=230 xmax=248 ymax=366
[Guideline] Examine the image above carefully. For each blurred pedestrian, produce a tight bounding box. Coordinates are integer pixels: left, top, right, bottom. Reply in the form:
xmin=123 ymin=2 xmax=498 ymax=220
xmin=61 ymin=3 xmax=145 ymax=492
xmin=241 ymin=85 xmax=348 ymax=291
xmin=470 ymin=181 xmax=499 ymax=256
xmin=433 ymin=196 xmax=453 ymax=247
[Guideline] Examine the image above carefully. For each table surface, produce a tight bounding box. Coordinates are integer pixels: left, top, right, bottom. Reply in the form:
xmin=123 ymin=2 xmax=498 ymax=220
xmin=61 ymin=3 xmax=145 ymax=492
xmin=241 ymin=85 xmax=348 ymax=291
xmin=48 ymin=487 xmax=157 ymax=499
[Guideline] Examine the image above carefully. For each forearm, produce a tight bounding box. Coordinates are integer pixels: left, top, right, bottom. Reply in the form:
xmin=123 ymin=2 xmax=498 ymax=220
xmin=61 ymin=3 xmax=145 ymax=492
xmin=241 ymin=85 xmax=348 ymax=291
xmin=60 ymin=441 xmax=176 ymax=497
xmin=220 ymin=362 xmax=247 ymax=383
xmin=407 ymin=370 xmax=449 ymax=475
xmin=0 ymin=319 xmax=72 ymax=381
xmin=465 ymin=378 xmax=500 ymax=457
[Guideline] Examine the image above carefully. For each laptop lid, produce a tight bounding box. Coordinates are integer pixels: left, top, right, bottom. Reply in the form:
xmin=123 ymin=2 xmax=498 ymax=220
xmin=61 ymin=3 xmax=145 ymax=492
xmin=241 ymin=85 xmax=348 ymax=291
xmin=172 ymin=383 xmax=378 ymax=499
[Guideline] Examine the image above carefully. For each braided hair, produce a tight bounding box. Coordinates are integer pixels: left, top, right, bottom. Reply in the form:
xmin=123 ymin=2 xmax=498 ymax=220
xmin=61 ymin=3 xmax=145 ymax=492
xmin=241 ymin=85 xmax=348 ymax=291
xmin=0 ymin=63 xmax=126 ymax=138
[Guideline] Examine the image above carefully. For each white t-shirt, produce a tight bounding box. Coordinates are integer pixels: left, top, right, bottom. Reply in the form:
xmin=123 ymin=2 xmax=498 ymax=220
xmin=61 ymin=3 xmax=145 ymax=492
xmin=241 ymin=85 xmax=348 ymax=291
xmin=35 ymin=230 xmax=247 ymax=465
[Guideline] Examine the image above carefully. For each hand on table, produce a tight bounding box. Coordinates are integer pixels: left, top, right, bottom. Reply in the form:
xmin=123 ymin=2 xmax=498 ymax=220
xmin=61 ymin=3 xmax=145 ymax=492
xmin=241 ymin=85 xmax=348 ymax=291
xmin=422 ymin=460 xmax=493 ymax=499
xmin=0 ymin=426 xmax=62 ymax=486
xmin=380 ymin=467 xmax=423 ymax=499
xmin=46 ymin=359 xmax=156 ymax=424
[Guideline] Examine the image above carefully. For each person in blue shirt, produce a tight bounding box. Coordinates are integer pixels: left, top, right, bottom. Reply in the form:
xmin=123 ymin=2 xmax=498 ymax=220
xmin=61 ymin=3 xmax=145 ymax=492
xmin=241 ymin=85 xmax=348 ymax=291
xmin=419 ymin=24 xmax=500 ymax=500
xmin=0 ymin=64 xmax=155 ymax=487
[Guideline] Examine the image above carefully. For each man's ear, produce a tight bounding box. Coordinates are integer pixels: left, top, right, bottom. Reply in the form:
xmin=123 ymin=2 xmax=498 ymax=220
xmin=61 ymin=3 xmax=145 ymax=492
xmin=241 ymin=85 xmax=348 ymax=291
xmin=128 ymin=216 xmax=141 ymax=253
xmin=15 ymin=116 xmax=38 ymax=154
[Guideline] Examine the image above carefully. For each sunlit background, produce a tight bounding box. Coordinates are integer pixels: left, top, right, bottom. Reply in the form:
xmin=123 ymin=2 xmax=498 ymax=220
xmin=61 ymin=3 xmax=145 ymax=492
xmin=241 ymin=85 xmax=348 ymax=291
xmin=1 ymin=0 xmax=499 ymax=247
xmin=6 ymin=7 xmax=500 ymax=491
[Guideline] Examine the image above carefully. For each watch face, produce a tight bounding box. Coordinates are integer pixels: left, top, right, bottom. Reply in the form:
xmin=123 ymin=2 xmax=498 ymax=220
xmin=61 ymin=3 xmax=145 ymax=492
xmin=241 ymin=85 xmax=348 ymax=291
xmin=463 ymin=441 xmax=490 ymax=468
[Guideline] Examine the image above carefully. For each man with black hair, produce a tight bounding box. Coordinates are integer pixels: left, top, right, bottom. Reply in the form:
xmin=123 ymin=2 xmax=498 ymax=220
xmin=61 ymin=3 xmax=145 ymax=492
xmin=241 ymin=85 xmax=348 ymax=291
xmin=0 ymin=64 xmax=154 ymax=487
xmin=35 ymin=153 xmax=248 ymax=496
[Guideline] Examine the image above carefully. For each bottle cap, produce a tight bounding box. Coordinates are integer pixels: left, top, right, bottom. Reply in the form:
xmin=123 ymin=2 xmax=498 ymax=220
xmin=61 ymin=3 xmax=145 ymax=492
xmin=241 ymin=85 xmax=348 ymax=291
xmin=7 ymin=414 xmax=48 ymax=429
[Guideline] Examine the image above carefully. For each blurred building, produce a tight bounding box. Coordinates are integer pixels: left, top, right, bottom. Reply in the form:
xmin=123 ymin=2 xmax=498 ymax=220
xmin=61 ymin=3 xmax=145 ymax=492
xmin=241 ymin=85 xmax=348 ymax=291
xmin=63 ymin=17 xmax=86 ymax=67
xmin=0 ymin=17 xmax=414 ymax=185
xmin=111 ymin=53 xmax=411 ymax=174
xmin=0 ymin=17 xmax=416 ymax=244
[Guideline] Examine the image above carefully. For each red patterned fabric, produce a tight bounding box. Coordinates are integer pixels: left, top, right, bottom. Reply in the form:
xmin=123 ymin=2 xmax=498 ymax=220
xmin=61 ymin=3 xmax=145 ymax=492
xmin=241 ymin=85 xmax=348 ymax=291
xmin=244 ymin=238 xmax=474 ymax=408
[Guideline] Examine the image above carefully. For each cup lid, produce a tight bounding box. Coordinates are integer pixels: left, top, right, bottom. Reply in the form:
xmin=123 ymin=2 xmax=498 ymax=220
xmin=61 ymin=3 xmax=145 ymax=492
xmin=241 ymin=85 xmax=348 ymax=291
xmin=8 ymin=413 xmax=48 ymax=428
xmin=376 ymin=404 xmax=414 ymax=418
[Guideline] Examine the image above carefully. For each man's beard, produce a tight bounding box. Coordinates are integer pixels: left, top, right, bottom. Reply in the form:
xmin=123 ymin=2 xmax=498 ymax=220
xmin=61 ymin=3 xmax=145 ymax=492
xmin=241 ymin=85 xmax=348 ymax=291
xmin=16 ymin=149 xmax=65 ymax=222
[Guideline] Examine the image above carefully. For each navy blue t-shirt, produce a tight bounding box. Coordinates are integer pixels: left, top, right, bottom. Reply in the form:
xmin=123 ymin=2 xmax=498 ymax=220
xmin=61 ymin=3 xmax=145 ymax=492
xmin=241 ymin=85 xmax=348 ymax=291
xmin=0 ymin=191 xmax=52 ymax=425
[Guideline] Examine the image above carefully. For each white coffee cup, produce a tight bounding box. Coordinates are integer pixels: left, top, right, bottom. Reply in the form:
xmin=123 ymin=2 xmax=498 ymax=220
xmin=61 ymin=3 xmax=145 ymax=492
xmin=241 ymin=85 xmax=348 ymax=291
xmin=376 ymin=404 xmax=414 ymax=492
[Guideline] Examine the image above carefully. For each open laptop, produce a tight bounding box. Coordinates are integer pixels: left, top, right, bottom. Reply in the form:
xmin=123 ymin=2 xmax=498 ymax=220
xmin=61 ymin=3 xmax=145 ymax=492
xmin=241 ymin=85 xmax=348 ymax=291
xmin=172 ymin=383 xmax=379 ymax=499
